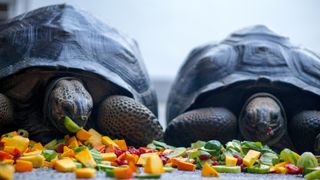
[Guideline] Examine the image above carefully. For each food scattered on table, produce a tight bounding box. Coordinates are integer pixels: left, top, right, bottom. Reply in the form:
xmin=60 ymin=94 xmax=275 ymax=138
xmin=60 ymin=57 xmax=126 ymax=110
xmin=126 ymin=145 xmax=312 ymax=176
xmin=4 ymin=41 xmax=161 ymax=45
xmin=0 ymin=116 xmax=320 ymax=179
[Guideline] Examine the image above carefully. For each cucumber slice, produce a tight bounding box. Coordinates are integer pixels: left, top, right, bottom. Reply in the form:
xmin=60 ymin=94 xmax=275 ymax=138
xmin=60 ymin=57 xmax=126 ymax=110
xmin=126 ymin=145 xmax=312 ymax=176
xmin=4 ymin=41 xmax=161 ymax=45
xmin=304 ymin=167 xmax=320 ymax=175
xmin=164 ymin=167 xmax=174 ymax=172
xmin=212 ymin=165 xmax=241 ymax=173
xmin=305 ymin=169 xmax=320 ymax=180
xmin=247 ymin=164 xmax=270 ymax=174
xmin=166 ymin=147 xmax=187 ymax=158
xmin=134 ymin=174 xmax=161 ymax=179
xmin=44 ymin=139 xmax=57 ymax=150
xmin=74 ymin=162 xmax=83 ymax=169
xmin=64 ymin=116 xmax=81 ymax=133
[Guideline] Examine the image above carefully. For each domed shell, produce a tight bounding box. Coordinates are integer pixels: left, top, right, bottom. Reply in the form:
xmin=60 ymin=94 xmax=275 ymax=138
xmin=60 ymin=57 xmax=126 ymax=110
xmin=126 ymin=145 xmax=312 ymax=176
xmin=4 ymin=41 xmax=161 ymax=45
xmin=166 ymin=25 xmax=320 ymax=123
xmin=0 ymin=4 xmax=158 ymax=115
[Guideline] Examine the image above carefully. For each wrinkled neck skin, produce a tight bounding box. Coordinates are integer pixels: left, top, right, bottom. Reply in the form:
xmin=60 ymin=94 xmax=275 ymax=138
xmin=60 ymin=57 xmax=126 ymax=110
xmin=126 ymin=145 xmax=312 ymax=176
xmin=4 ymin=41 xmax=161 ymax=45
xmin=239 ymin=93 xmax=286 ymax=146
xmin=44 ymin=77 xmax=93 ymax=133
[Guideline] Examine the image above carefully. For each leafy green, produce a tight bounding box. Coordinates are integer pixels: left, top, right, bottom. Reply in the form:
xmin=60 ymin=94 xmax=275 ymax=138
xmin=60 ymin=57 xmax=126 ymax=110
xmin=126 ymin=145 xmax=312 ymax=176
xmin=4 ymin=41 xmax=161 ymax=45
xmin=44 ymin=139 xmax=57 ymax=150
xmin=191 ymin=140 xmax=206 ymax=149
xmin=260 ymin=152 xmax=279 ymax=166
xmin=188 ymin=150 xmax=201 ymax=159
xmin=42 ymin=150 xmax=58 ymax=161
xmin=226 ymin=140 xmax=243 ymax=155
xmin=204 ymin=140 xmax=222 ymax=150
xmin=151 ymin=140 xmax=175 ymax=150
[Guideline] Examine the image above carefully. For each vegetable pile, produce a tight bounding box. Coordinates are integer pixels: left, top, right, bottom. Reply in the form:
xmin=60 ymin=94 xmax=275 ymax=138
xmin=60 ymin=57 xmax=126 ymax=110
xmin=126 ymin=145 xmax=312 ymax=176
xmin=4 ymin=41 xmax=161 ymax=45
xmin=0 ymin=117 xmax=320 ymax=179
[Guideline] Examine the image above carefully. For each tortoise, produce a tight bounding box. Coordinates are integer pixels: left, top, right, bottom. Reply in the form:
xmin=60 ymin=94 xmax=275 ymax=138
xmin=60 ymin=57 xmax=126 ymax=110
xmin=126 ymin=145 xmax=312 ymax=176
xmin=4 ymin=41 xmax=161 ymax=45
xmin=164 ymin=25 xmax=320 ymax=153
xmin=0 ymin=4 xmax=163 ymax=146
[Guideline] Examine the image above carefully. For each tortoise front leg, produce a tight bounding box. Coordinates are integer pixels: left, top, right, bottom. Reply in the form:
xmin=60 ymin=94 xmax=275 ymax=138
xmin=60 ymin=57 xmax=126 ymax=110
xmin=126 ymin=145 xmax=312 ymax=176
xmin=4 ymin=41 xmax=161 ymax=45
xmin=97 ymin=95 xmax=163 ymax=146
xmin=290 ymin=111 xmax=320 ymax=153
xmin=0 ymin=93 xmax=14 ymax=131
xmin=164 ymin=107 xmax=237 ymax=147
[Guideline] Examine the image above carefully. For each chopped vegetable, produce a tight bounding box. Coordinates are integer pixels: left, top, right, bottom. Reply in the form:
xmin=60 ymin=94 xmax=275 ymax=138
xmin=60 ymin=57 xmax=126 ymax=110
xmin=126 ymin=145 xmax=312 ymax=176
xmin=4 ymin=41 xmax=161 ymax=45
xmin=144 ymin=154 xmax=164 ymax=174
xmin=0 ymin=164 xmax=14 ymax=180
xmin=54 ymin=158 xmax=76 ymax=172
xmin=212 ymin=165 xmax=241 ymax=173
xmin=225 ymin=155 xmax=238 ymax=166
xmin=202 ymin=162 xmax=220 ymax=177
xmin=247 ymin=164 xmax=270 ymax=174
xmin=15 ymin=160 xmax=33 ymax=172
xmin=305 ymin=170 xmax=320 ymax=180
xmin=243 ymin=150 xmax=261 ymax=167
xmin=297 ymin=152 xmax=318 ymax=171
xmin=19 ymin=154 xmax=44 ymax=168
xmin=4 ymin=135 xmax=29 ymax=152
xmin=75 ymin=148 xmax=96 ymax=168
xmin=114 ymin=166 xmax=133 ymax=179
xmin=76 ymin=129 xmax=92 ymax=141
xmin=75 ymin=168 xmax=96 ymax=178
xmin=166 ymin=147 xmax=186 ymax=158
xmin=64 ymin=116 xmax=81 ymax=133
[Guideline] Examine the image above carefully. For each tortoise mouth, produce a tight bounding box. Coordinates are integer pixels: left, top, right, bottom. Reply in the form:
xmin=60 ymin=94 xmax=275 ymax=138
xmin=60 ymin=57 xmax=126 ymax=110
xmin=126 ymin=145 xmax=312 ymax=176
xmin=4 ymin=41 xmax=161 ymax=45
xmin=43 ymin=77 xmax=92 ymax=133
xmin=239 ymin=92 xmax=287 ymax=145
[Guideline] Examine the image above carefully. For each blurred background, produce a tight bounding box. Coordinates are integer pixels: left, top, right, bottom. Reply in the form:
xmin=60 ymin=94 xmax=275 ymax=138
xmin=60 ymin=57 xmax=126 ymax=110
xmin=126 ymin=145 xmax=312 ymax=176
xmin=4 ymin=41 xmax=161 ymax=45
xmin=1 ymin=0 xmax=319 ymax=127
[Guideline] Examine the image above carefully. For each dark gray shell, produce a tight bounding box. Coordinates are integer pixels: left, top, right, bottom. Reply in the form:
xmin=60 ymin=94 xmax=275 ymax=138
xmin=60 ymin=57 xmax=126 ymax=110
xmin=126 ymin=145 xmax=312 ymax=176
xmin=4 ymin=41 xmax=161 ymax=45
xmin=0 ymin=4 xmax=157 ymax=116
xmin=167 ymin=25 xmax=320 ymax=123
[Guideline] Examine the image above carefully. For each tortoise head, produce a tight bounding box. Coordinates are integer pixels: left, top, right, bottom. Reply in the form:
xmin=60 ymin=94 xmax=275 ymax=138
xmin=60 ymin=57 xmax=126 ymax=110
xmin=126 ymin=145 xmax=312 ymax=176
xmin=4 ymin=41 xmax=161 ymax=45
xmin=46 ymin=78 xmax=93 ymax=133
xmin=239 ymin=93 xmax=286 ymax=145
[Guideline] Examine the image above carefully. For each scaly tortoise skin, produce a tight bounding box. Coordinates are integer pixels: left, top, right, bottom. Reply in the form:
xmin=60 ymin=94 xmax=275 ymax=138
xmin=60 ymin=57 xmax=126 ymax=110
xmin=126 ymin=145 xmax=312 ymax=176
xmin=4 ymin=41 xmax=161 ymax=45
xmin=0 ymin=4 xmax=163 ymax=146
xmin=165 ymin=25 xmax=320 ymax=153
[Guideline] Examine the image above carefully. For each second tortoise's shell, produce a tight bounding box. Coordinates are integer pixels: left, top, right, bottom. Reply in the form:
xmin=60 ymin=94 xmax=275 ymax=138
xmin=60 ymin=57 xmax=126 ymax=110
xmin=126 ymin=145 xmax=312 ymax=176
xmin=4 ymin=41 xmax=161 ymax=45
xmin=166 ymin=25 xmax=320 ymax=123
xmin=0 ymin=4 xmax=158 ymax=116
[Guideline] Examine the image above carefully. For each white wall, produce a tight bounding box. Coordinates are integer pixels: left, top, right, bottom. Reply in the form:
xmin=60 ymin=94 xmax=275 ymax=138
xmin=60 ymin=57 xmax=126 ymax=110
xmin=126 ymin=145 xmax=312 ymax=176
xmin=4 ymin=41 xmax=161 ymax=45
xmin=13 ymin=0 xmax=320 ymax=80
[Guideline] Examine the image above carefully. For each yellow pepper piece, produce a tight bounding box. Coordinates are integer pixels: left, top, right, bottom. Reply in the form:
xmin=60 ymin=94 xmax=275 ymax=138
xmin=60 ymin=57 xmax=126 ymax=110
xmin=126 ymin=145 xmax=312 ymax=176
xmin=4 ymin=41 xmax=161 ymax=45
xmin=0 ymin=164 xmax=14 ymax=180
xmin=144 ymin=154 xmax=164 ymax=174
xmin=54 ymin=158 xmax=76 ymax=172
xmin=75 ymin=168 xmax=96 ymax=178
xmin=101 ymin=152 xmax=117 ymax=162
xmin=19 ymin=154 xmax=44 ymax=168
xmin=243 ymin=150 xmax=261 ymax=167
xmin=202 ymin=162 xmax=220 ymax=177
xmin=101 ymin=136 xmax=119 ymax=147
xmin=75 ymin=148 xmax=96 ymax=168
xmin=4 ymin=136 xmax=29 ymax=152
xmin=225 ymin=155 xmax=238 ymax=166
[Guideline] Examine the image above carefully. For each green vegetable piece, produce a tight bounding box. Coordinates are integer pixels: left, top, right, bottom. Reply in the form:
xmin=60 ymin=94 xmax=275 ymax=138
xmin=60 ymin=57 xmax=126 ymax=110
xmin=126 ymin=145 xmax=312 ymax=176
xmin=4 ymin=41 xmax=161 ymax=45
xmin=280 ymin=148 xmax=299 ymax=165
xmin=304 ymin=167 xmax=320 ymax=175
xmin=166 ymin=147 xmax=186 ymax=158
xmin=212 ymin=165 xmax=241 ymax=173
xmin=297 ymin=152 xmax=318 ymax=171
xmin=134 ymin=174 xmax=161 ymax=179
xmin=44 ymin=139 xmax=57 ymax=150
xmin=146 ymin=143 xmax=156 ymax=150
xmin=17 ymin=129 xmax=29 ymax=138
xmin=204 ymin=140 xmax=222 ymax=150
xmin=188 ymin=150 xmax=201 ymax=159
xmin=97 ymin=164 xmax=116 ymax=172
xmin=247 ymin=164 xmax=270 ymax=174
xmin=241 ymin=141 xmax=263 ymax=152
xmin=191 ymin=140 xmax=206 ymax=149
xmin=163 ymin=166 xmax=174 ymax=172
xmin=226 ymin=140 xmax=243 ymax=155
xmin=74 ymin=162 xmax=83 ymax=169
xmin=64 ymin=116 xmax=81 ymax=133
xmin=90 ymin=149 xmax=102 ymax=163
xmin=74 ymin=146 xmax=87 ymax=153
xmin=152 ymin=140 xmax=175 ymax=149
xmin=42 ymin=150 xmax=58 ymax=161
xmin=260 ymin=153 xmax=279 ymax=166
xmin=305 ymin=169 xmax=320 ymax=180
xmin=105 ymin=169 xmax=115 ymax=177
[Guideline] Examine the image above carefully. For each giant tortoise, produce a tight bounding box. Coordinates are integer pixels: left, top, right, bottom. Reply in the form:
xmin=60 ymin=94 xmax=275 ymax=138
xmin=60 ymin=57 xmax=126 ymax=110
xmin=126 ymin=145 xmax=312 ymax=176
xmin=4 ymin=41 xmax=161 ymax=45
xmin=164 ymin=25 xmax=320 ymax=153
xmin=0 ymin=4 xmax=163 ymax=146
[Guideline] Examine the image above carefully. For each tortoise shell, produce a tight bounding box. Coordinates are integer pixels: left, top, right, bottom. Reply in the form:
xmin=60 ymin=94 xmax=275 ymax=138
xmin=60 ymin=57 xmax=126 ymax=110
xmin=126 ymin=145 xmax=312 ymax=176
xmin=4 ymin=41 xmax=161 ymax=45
xmin=166 ymin=25 xmax=320 ymax=125
xmin=0 ymin=4 xmax=157 ymax=133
